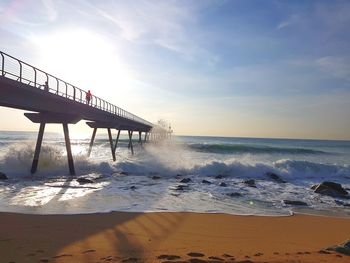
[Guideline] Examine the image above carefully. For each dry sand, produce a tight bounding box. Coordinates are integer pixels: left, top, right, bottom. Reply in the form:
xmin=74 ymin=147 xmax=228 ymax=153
xmin=0 ymin=211 xmax=349 ymax=263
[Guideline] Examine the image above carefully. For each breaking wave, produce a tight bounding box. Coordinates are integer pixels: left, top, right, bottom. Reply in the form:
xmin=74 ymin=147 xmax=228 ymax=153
xmin=188 ymin=143 xmax=326 ymax=154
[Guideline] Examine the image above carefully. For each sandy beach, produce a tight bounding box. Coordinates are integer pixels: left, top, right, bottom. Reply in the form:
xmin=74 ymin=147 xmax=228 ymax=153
xmin=0 ymin=212 xmax=349 ymax=263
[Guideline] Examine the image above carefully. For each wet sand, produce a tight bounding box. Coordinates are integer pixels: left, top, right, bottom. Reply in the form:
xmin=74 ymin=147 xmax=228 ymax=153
xmin=0 ymin=211 xmax=349 ymax=262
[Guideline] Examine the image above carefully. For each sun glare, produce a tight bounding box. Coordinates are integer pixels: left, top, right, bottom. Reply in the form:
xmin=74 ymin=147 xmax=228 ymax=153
xmin=31 ymin=29 xmax=133 ymax=95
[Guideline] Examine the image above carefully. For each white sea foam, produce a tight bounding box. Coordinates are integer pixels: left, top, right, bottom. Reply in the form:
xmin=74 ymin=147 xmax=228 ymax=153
xmin=0 ymin=134 xmax=349 ymax=216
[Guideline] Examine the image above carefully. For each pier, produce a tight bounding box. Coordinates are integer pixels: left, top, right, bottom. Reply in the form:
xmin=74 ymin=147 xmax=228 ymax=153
xmin=0 ymin=51 xmax=169 ymax=175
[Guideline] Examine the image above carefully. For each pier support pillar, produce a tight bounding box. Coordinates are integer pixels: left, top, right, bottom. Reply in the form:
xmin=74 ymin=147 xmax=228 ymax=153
xmin=128 ymin=131 xmax=133 ymax=149
xmin=138 ymin=131 xmax=142 ymax=146
xmin=31 ymin=123 xmax=46 ymax=174
xmin=63 ymin=123 xmax=75 ymax=175
xmin=25 ymin=112 xmax=81 ymax=175
xmin=128 ymin=130 xmax=134 ymax=155
xmin=107 ymin=128 xmax=116 ymax=161
xmin=88 ymin=127 xmax=97 ymax=157
xmin=144 ymin=132 xmax=148 ymax=143
xmin=113 ymin=129 xmax=121 ymax=154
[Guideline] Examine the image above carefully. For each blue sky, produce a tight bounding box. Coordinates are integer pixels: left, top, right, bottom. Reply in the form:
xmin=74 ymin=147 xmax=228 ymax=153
xmin=0 ymin=0 xmax=349 ymax=139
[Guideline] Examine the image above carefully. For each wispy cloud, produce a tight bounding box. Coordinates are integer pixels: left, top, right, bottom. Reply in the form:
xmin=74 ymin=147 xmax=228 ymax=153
xmin=0 ymin=0 xmax=58 ymax=30
xmin=98 ymin=1 xmax=193 ymax=42
xmin=277 ymin=14 xmax=300 ymax=30
xmin=83 ymin=0 xmax=218 ymax=64
xmin=41 ymin=0 xmax=58 ymax=22
xmin=316 ymin=56 xmax=350 ymax=81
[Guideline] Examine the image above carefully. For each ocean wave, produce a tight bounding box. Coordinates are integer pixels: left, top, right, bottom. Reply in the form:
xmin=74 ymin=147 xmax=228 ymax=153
xmin=0 ymin=142 xmax=349 ymax=184
xmin=188 ymin=143 xmax=327 ymax=155
xmin=116 ymin=158 xmax=349 ymax=182
xmin=0 ymin=142 xmax=349 ymax=216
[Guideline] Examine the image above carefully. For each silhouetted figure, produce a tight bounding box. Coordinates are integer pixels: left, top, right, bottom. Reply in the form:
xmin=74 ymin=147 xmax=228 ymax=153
xmin=86 ymin=90 xmax=92 ymax=105
xmin=43 ymin=81 xmax=49 ymax=91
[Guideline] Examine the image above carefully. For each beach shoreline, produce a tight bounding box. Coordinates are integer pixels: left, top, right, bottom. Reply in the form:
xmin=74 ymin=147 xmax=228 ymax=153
xmin=1 ymin=211 xmax=349 ymax=262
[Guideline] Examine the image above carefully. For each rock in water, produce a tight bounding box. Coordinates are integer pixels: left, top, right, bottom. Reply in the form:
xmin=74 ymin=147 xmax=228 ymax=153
xmin=151 ymin=175 xmax=161 ymax=180
xmin=180 ymin=178 xmax=191 ymax=183
xmin=265 ymin=172 xmax=286 ymax=183
xmin=311 ymin=181 xmax=348 ymax=197
xmin=215 ymin=174 xmax=225 ymax=179
xmin=219 ymin=182 xmax=227 ymax=187
xmin=0 ymin=172 xmax=8 ymax=180
xmin=76 ymin=177 xmax=94 ymax=184
xmin=202 ymin=180 xmax=212 ymax=184
xmin=243 ymin=179 xmax=256 ymax=188
xmin=335 ymin=200 xmax=350 ymax=207
xmin=227 ymin=192 xmax=242 ymax=197
xmin=175 ymin=185 xmax=188 ymax=191
xmin=283 ymin=200 xmax=308 ymax=206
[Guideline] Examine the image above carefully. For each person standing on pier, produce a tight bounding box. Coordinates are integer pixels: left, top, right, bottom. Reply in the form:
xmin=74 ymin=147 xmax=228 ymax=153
xmin=43 ymin=81 xmax=49 ymax=91
xmin=86 ymin=90 xmax=92 ymax=105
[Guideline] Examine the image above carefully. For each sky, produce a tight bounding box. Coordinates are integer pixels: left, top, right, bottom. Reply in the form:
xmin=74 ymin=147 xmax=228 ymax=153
xmin=0 ymin=0 xmax=350 ymax=140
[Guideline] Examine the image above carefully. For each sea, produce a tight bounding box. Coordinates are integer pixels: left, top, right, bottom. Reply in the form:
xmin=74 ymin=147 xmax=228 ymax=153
xmin=0 ymin=131 xmax=349 ymax=217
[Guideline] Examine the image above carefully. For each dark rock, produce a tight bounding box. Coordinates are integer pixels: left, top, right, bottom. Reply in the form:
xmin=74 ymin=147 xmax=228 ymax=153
xmin=243 ymin=179 xmax=256 ymax=188
xmin=265 ymin=172 xmax=286 ymax=183
xmin=76 ymin=177 xmax=94 ymax=184
xmin=120 ymin=171 xmax=129 ymax=175
xmin=326 ymin=239 xmax=350 ymax=256
xmin=227 ymin=192 xmax=242 ymax=197
xmin=151 ymin=175 xmax=161 ymax=180
xmin=202 ymin=180 xmax=212 ymax=184
xmin=0 ymin=172 xmax=8 ymax=180
xmin=344 ymin=240 xmax=350 ymax=249
xmin=176 ymin=174 xmax=183 ymax=177
xmin=180 ymin=178 xmax=191 ymax=183
xmin=335 ymin=200 xmax=350 ymax=207
xmin=130 ymin=186 xmax=137 ymax=190
xmin=283 ymin=200 xmax=308 ymax=206
xmin=215 ymin=174 xmax=225 ymax=179
xmin=312 ymin=181 xmax=348 ymax=197
xmin=175 ymin=185 xmax=188 ymax=191
xmin=219 ymin=182 xmax=227 ymax=187
xmin=334 ymin=247 xmax=350 ymax=256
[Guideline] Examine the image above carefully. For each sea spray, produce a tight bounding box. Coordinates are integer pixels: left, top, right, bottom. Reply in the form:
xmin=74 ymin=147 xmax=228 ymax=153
xmin=2 ymin=143 xmax=63 ymax=176
xmin=1 ymin=142 xmax=114 ymax=177
xmin=0 ymin=132 xmax=349 ymax=216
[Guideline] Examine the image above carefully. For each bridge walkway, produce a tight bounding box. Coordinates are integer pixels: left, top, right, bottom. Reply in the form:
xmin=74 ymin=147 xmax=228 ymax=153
xmin=0 ymin=51 xmax=159 ymax=175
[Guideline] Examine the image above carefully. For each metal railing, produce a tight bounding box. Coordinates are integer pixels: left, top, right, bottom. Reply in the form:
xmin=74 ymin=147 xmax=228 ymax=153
xmin=0 ymin=51 xmax=153 ymax=127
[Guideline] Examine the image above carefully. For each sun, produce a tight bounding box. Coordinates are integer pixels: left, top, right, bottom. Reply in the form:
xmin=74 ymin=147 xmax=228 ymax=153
xmin=29 ymin=29 xmax=137 ymax=135
xmin=30 ymin=29 xmax=133 ymax=95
